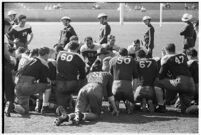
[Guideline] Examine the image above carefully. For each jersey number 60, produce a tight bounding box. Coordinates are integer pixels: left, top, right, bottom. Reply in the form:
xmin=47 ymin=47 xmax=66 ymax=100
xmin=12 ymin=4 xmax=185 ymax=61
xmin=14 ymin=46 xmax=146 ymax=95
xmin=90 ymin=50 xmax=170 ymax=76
xmin=60 ymin=54 xmax=73 ymax=62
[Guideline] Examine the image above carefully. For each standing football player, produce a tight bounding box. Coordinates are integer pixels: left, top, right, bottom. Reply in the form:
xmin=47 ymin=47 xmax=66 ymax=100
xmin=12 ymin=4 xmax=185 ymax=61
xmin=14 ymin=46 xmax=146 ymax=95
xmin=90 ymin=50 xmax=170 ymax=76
xmin=56 ymin=41 xmax=86 ymax=113
xmin=154 ymin=43 xmax=195 ymax=113
xmin=7 ymin=15 xmax=33 ymax=49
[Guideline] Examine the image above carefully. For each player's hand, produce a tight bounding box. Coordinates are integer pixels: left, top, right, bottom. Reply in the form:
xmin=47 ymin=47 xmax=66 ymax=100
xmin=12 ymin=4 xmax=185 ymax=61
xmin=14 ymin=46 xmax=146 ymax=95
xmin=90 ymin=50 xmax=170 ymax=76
xmin=161 ymin=49 xmax=166 ymax=57
xmin=13 ymin=38 xmax=19 ymax=44
xmin=112 ymin=109 xmax=119 ymax=116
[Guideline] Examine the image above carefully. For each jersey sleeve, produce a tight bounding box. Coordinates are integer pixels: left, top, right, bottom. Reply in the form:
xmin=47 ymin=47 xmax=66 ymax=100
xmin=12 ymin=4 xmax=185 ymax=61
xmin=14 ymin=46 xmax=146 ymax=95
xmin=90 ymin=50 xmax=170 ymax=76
xmin=7 ymin=28 xmax=17 ymax=39
xmin=27 ymin=26 xmax=32 ymax=34
xmin=132 ymin=60 xmax=138 ymax=79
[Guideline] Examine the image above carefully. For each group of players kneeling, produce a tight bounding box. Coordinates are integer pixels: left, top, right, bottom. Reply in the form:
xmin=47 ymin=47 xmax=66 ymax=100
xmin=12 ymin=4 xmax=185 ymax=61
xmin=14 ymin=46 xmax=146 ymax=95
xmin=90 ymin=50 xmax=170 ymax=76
xmin=4 ymin=34 xmax=198 ymax=126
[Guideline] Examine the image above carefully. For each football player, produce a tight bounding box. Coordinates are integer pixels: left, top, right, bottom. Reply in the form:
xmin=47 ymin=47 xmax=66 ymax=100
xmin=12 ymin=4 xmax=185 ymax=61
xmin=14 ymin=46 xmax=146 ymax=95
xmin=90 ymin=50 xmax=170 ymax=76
xmin=134 ymin=49 xmax=158 ymax=112
xmin=14 ymin=47 xmax=51 ymax=115
xmin=186 ymin=49 xmax=198 ymax=104
xmin=80 ymin=36 xmax=100 ymax=67
xmin=154 ymin=43 xmax=195 ymax=113
xmin=7 ymin=15 xmax=33 ymax=49
xmin=109 ymin=48 xmax=138 ymax=114
xmin=56 ymin=41 xmax=86 ymax=113
xmin=40 ymin=49 xmax=58 ymax=114
xmin=54 ymin=65 xmax=119 ymax=126
xmin=127 ymin=39 xmax=148 ymax=59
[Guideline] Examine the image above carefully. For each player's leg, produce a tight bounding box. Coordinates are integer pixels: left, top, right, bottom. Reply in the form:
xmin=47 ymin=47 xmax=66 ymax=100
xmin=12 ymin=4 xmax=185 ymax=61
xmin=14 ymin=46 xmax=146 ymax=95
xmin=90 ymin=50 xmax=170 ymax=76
xmin=56 ymin=80 xmax=68 ymax=109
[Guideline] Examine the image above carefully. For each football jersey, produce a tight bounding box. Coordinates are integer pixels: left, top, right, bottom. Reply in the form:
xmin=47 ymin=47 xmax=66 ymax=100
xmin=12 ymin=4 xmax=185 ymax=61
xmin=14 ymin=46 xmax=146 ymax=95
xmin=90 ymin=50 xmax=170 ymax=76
xmin=159 ymin=53 xmax=191 ymax=79
xmin=110 ymin=56 xmax=138 ymax=81
xmin=80 ymin=44 xmax=100 ymax=66
xmin=7 ymin=24 xmax=32 ymax=44
xmin=136 ymin=58 xmax=158 ymax=86
xmin=56 ymin=51 xmax=86 ymax=81
xmin=22 ymin=57 xmax=49 ymax=83
xmin=87 ymin=71 xmax=113 ymax=97
xmin=187 ymin=59 xmax=198 ymax=83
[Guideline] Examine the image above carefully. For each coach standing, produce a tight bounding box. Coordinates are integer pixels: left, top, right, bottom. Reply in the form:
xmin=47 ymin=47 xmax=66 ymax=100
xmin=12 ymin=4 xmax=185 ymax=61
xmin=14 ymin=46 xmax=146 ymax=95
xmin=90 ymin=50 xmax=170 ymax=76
xmin=59 ymin=16 xmax=77 ymax=48
xmin=180 ymin=13 xmax=195 ymax=51
xmin=97 ymin=13 xmax=111 ymax=45
xmin=143 ymin=16 xmax=155 ymax=58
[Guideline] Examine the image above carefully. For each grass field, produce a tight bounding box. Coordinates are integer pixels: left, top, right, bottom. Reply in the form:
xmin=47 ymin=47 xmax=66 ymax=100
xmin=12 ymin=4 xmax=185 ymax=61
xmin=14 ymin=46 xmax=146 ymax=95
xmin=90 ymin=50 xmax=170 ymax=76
xmin=3 ymin=22 xmax=199 ymax=133
xmin=4 ymin=103 xmax=198 ymax=133
xmin=28 ymin=22 xmax=198 ymax=57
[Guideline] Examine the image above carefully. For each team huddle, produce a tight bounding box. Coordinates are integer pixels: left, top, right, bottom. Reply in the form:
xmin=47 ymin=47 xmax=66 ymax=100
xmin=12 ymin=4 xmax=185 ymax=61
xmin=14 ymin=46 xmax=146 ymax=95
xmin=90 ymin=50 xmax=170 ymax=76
xmin=4 ymin=10 xmax=198 ymax=126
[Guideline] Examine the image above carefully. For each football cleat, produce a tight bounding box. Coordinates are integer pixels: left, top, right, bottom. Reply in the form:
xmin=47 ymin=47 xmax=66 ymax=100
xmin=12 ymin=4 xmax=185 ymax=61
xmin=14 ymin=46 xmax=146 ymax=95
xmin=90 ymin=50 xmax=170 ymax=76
xmin=155 ymin=105 xmax=166 ymax=113
xmin=73 ymin=112 xmax=84 ymax=125
xmin=56 ymin=106 xmax=67 ymax=116
xmin=54 ymin=114 xmax=69 ymax=126
xmin=41 ymin=106 xmax=52 ymax=115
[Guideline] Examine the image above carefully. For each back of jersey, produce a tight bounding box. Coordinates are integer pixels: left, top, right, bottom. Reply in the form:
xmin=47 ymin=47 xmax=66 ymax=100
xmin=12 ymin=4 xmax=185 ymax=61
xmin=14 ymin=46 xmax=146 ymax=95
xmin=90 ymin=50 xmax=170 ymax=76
xmin=57 ymin=51 xmax=86 ymax=81
xmin=110 ymin=56 xmax=138 ymax=81
xmin=166 ymin=53 xmax=191 ymax=77
xmin=137 ymin=58 xmax=158 ymax=86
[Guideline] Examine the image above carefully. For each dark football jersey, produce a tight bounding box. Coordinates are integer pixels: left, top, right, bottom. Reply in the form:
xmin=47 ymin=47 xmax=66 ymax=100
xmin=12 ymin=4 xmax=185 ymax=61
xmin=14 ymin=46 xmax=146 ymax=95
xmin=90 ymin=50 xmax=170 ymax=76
xmin=136 ymin=58 xmax=158 ymax=86
xmin=159 ymin=53 xmax=191 ymax=79
xmin=80 ymin=44 xmax=100 ymax=66
xmin=56 ymin=51 xmax=86 ymax=81
xmin=110 ymin=56 xmax=138 ymax=81
xmin=7 ymin=24 xmax=32 ymax=44
xmin=188 ymin=59 xmax=198 ymax=83
xmin=87 ymin=72 xmax=113 ymax=97
xmin=22 ymin=57 xmax=49 ymax=83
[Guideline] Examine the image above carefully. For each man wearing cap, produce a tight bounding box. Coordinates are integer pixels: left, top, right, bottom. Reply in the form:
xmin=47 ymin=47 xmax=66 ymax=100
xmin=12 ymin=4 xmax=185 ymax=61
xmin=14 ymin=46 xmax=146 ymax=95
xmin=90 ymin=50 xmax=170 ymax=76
xmin=7 ymin=14 xmax=33 ymax=49
xmin=109 ymin=48 xmax=138 ymax=114
xmin=7 ymin=10 xmax=18 ymax=26
xmin=59 ymin=16 xmax=77 ymax=48
xmin=80 ymin=36 xmax=101 ymax=68
xmin=180 ymin=13 xmax=195 ymax=51
xmin=97 ymin=13 xmax=111 ymax=45
xmin=56 ymin=41 xmax=86 ymax=113
xmin=143 ymin=16 xmax=155 ymax=58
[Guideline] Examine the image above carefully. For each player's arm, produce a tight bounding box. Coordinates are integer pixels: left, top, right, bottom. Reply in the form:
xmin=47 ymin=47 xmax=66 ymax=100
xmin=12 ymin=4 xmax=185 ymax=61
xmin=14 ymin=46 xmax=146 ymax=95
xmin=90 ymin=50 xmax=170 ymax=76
xmin=26 ymin=27 xmax=33 ymax=46
xmin=180 ymin=24 xmax=188 ymax=35
xmin=77 ymin=57 xmax=86 ymax=80
xmin=107 ymin=74 xmax=119 ymax=116
xmin=158 ymin=61 xmax=169 ymax=80
xmin=132 ymin=60 xmax=139 ymax=90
